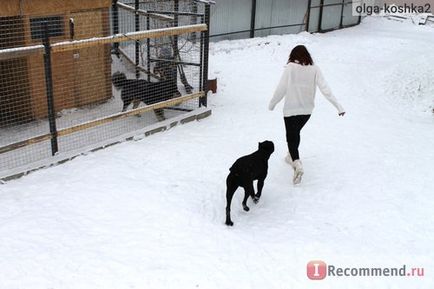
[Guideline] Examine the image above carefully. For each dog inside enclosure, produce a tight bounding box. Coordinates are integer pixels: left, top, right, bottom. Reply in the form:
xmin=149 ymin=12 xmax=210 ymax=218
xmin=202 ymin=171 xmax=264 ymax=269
xmin=112 ymin=71 xmax=181 ymax=121
xmin=225 ymin=141 xmax=275 ymax=226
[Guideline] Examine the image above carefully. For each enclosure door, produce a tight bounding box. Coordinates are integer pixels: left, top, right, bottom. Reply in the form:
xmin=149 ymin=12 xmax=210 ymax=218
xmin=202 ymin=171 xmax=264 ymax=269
xmin=0 ymin=16 xmax=32 ymax=127
xmin=70 ymin=9 xmax=111 ymax=107
xmin=0 ymin=58 xmax=33 ymax=127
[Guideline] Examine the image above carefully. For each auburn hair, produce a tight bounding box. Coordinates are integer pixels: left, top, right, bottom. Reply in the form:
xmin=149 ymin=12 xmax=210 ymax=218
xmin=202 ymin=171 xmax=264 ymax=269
xmin=287 ymin=45 xmax=313 ymax=65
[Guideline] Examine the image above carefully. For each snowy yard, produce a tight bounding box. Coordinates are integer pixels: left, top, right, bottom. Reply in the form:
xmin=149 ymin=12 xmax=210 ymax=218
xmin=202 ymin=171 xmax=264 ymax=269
xmin=0 ymin=17 xmax=433 ymax=288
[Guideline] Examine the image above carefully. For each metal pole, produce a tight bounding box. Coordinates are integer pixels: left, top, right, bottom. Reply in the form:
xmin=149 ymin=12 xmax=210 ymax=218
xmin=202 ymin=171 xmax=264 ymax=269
xmin=306 ymin=0 xmax=312 ymax=32
xmin=173 ymin=0 xmax=179 ymax=90
xmin=146 ymin=15 xmax=150 ymax=82
xmin=318 ymin=0 xmax=324 ymax=32
xmin=42 ymin=22 xmax=58 ymax=156
xmin=191 ymin=1 xmax=198 ymax=43
xmin=339 ymin=0 xmax=345 ymax=28
xmin=200 ymin=4 xmax=210 ymax=107
xmin=69 ymin=18 xmax=75 ymax=40
xmin=174 ymin=0 xmax=179 ymax=57
xmin=199 ymin=15 xmax=204 ymax=92
xmin=250 ymin=0 xmax=257 ymax=38
xmin=112 ymin=0 xmax=119 ymax=56
xmin=135 ymin=0 xmax=140 ymax=78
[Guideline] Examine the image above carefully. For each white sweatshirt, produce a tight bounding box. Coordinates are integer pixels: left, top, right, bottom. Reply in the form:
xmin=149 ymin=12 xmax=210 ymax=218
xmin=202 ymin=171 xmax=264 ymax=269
xmin=269 ymin=63 xmax=344 ymax=116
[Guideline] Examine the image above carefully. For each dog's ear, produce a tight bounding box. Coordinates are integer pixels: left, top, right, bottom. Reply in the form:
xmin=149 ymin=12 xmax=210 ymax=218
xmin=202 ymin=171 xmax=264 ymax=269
xmin=268 ymin=141 xmax=275 ymax=153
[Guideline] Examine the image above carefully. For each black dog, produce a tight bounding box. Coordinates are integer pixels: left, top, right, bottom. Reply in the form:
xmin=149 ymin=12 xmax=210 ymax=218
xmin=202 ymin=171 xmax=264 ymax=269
xmin=112 ymin=72 xmax=181 ymax=121
xmin=225 ymin=141 xmax=274 ymax=226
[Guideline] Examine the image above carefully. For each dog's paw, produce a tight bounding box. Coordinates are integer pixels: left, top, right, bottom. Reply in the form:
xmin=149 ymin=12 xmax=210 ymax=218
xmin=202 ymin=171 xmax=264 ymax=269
xmin=243 ymin=205 xmax=250 ymax=212
xmin=253 ymin=196 xmax=259 ymax=204
xmin=225 ymin=220 xmax=234 ymax=226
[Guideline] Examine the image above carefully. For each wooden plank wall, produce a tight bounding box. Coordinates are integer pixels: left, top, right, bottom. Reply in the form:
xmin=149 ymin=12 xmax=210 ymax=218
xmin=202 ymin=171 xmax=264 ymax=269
xmin=26 ymin=9 xmax=112 ymax=119
xmin=0 ymin=0 xmax=112 ymax=17
xmin=0 ymin=0 xmax=112 ymax=119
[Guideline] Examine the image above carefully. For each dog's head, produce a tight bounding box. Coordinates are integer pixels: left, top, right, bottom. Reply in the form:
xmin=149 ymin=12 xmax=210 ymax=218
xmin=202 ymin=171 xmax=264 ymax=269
xmin=258 ymin=140 xmax=274 ymax=156
xmin=112 ymin=71 xmax=127 ymax=89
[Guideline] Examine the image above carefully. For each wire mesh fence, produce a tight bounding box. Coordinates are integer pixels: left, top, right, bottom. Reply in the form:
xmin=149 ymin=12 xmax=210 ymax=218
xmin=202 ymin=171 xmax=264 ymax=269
xmin=0 ymin=0 xmax=211 ymax=179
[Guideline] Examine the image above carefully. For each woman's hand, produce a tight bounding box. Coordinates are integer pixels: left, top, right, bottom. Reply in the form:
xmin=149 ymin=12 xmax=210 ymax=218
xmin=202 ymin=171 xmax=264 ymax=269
xmin=339 ymin=112 xmax=346 ymax=116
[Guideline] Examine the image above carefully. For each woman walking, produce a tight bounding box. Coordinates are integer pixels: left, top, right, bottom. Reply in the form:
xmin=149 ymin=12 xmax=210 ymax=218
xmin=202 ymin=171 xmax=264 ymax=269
xmin=269 ymin=45 xmax=345 ymax=184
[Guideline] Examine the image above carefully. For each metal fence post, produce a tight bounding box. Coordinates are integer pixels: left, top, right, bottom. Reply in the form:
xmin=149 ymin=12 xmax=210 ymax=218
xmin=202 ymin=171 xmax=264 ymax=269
xmin=174 ymin=0 xmax=179 ymax=89
xmin=200 ymin=4 xmax=210 ymax=107
xmin=318 ymin=0 xmax=324 ymax=32
xmin=339 ymin=0 xmax=345 ymax=28
xmin=250 ymin=0 xmax=257 ymax=38
xmin=199 ymin=14 xmax=204 ymax=94
xmin=146 ymin=15 xmax=150 ymax=82
xmin=135 ymin=0 xmax=140 ymax=78
xmin=42 ymin=22 xmax=59 ymax=156
xmin=306 ymin=0 xmax=312 ymax=32
xmin=112 ymin=0 xmax=119 ymax=56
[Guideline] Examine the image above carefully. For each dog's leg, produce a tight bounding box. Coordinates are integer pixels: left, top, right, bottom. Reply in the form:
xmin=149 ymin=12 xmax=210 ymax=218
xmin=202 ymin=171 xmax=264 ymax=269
xmin=132 ymin=99 xmax=140 ymax=109
xmin=132 ymin=100 xmax=142 ymax=117
xmin=255 ymin=178 xmax=265 ymax=201
xmin=122 ymin=95 xmax=132 ymax=112
xmin=225 ymin=174 xmax=238 ymax=226
xmin=122 ymin=102 xmax=129 ymax=112
xmin=154 ymin=109 xmax=165 ymax=121
xmin=242 ymin=182 xmax=256 ymax=211
xmin=242 ymin=191 xmax=250 ymax=212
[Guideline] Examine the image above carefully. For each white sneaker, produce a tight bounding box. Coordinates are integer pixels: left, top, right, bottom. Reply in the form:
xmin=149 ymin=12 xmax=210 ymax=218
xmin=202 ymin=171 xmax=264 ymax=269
xmin=285 ymin=153 xmax=295 ymax=169
xmin=293 ymin=160 xmax=303 ymax=185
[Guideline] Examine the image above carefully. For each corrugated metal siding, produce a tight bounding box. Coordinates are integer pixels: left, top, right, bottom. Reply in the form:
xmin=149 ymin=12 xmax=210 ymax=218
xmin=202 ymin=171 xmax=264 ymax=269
xmin=321 ymin=0 xmax=343 ymax=31
xmin=342 ymin=1 xmax=360 ymax=26
xmin=254 ymin=0 xmax=307 ymax=37
xmin=209 ymin=0 xmax=252 ymax=41
xmin=210 ymin=0 xmax=361 ymax=40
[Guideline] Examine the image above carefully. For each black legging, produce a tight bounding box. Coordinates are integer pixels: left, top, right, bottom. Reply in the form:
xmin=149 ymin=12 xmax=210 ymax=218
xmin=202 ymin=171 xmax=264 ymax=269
xmin=284 ymin=115 xmax=311 ymax=161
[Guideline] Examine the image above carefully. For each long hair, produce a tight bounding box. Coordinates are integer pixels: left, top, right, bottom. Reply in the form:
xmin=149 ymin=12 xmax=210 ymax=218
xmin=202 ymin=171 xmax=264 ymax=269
xmin=287 ymin=45 xmax=313 ymax=65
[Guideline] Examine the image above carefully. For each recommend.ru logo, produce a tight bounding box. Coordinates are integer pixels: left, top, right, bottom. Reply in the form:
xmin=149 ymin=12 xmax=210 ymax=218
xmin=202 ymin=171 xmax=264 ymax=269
xmin=306 ymin=260 xmax=424 ymax=280
xmin=307 ymin=260 xmax=327 ymax=280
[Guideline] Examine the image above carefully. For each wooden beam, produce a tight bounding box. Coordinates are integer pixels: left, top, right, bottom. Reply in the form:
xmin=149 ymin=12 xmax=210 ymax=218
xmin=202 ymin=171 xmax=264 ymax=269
xmin=51 ymin=24 xmax=207 ymax=53
xmin=57 ymin=92 xmax=204 ymax=137
xmin=0 ymin=92 xmax=204 ymax=155
xmin=0 ymin=24 xmax=207 ymax=60
xmin=0 ymin=134 xmax=51 ymax=155
xmin=0 ymin=45 xmax=44 ymax=61
xmin=18 ymin=0 xmax=112 ymax=16
xmin=117 ymin=2 xmax=174 ymax=21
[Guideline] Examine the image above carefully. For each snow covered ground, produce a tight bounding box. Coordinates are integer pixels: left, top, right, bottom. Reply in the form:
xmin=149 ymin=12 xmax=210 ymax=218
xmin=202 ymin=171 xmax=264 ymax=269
xmin=0 ymin=17 xmax=433 ymax=288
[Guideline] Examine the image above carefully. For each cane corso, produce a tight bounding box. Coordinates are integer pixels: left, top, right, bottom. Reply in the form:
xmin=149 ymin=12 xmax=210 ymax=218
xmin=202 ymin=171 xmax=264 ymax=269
xmin=225 ymin=140 xmax=274 ymax=226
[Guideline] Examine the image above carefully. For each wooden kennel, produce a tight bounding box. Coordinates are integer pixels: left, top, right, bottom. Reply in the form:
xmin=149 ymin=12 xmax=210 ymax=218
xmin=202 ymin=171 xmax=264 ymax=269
xmin=0 ymin=0 xmax=112 ymax=126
